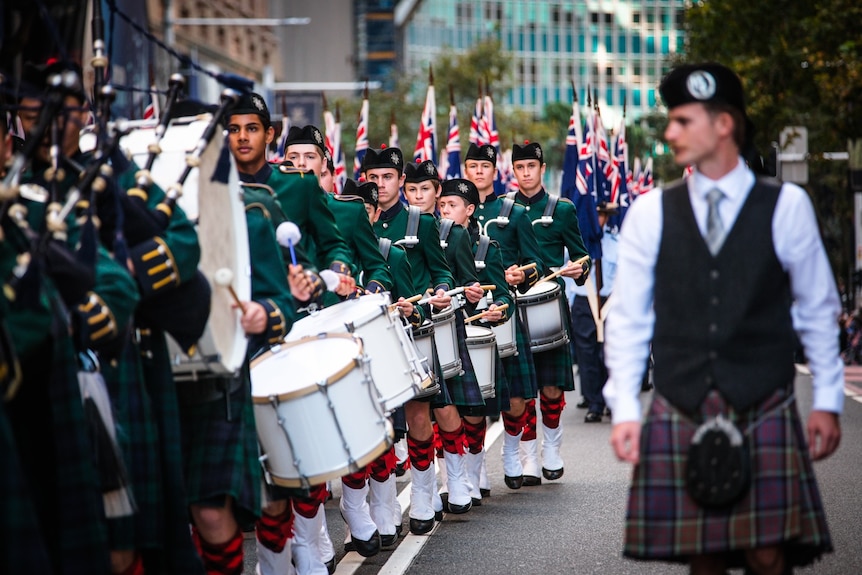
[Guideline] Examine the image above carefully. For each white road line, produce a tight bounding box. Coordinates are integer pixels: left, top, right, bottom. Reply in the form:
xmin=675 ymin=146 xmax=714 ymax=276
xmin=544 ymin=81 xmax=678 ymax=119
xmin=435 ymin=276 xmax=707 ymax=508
xmin=334 ymin=418 xmax=505 ymax=575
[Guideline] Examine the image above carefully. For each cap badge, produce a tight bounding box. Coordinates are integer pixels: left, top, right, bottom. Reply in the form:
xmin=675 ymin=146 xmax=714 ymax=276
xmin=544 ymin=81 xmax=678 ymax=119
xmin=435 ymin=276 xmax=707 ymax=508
xmin=486 ymin=147 xmax=495 ymax=158
xmin=371 ymin=189 xmax=379 ymax=202
xmin=535 ymin=147 xmax=542 ymax=159
xmin=686 ymin=70 xmax=717 ymax=100
xmin=313 ymin=129 xmax=323 ymax=144
xmin=458 ymin=182 xmax=469 ymax=194
xmin=252 ymin=95 xmax=265 ymax=111
xmin=424 ymin=163 xmax=436 ymax=175
xmin=390 ymin=152 xmax=400 ymax=165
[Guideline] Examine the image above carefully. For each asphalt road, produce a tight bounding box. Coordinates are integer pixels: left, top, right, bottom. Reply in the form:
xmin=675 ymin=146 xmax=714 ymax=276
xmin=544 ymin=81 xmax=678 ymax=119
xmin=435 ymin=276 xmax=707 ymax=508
xmin=245 ymin=368 xmax=862 ymax=575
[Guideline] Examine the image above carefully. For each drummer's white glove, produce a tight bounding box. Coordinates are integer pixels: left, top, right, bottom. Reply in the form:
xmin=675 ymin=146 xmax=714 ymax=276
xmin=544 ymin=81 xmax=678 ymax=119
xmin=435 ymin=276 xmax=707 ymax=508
xmin=237 ymin=301 xmax=267 ymax=335
xmin=464 ymin=282 xmax=484 ymax=304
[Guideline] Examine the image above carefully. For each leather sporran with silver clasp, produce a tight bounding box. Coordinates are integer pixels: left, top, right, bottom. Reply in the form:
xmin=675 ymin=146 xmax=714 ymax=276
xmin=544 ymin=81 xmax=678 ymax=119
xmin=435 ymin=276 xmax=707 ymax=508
xmin=686 ymin=414 xmax=751 ymax=508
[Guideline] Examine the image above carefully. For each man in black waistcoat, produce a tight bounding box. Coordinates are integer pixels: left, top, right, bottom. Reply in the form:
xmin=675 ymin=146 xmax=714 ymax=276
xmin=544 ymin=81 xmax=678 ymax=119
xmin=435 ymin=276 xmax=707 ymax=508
xmin=604 ymin=62 xmax=843 ymax=575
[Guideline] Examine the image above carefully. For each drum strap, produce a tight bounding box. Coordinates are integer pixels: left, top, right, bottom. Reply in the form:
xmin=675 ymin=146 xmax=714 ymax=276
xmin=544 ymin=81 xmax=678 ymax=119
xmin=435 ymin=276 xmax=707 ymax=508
xmin=474 ymin=235 xmax=491 ymax=269
xmin=405 ymin=205 xmax=422 ymax=245
xmin=505 ymin=191 xmax=518 ymax=201
xmin=438 ymin=218 xmax=455 ymax=248
xmin=497 ymin=197 xmax=515 ymax=224
xmin=378 ymin=237 xmax=392 ymax=261
xmin=541 ymin=194 xmax=558 ymax=226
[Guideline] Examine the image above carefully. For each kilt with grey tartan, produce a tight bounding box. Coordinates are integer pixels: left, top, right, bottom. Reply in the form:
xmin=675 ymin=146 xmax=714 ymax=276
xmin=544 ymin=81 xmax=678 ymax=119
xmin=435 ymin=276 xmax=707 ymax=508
xmin=179 ymin=372 xmax=262 ymax=526
xmin=624 ymin=387 xmax=832 ymax=568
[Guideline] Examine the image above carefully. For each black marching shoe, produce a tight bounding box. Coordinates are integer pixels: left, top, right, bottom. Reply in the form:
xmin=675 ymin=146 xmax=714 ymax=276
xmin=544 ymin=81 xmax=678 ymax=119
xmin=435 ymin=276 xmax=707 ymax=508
xmin=394 ymin=462 xmax=406 ymax=477
xmin=504 ymin=474 xmax=524 ymax=489
xmin=471 ymin=497 xmax=482 ymax=507
xmin=434 ymin=509 xmax=444 ymax=521
xmin=324 ymin=558 xmax=336 ymax=575
xmin=409 ymin=517 xmax=434 ymax=535
xmin=446 ymin=499 xmax=472 ymax=514
xmin=522 ymin=475 xmax=542 ymax=486
xmin=480 ymin=487 xmax=491 ymax=498
xmin=380 ymin=532 xmax=398 ymax=549
xmin=584 ymin=411 xmax=602 ymax=423
xmin=347 ymin=530 xmax=381 ymax=557
xmin=576 ymin=398 xmax=589 ymax=409
xmin=542 ymin=466 xmax=564 ymax=481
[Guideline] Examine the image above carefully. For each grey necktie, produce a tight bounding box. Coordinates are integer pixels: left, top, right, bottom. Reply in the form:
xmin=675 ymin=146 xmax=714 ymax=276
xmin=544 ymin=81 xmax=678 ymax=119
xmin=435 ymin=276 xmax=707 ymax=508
xmin=705 ymin=188 xmax=725 ymax=255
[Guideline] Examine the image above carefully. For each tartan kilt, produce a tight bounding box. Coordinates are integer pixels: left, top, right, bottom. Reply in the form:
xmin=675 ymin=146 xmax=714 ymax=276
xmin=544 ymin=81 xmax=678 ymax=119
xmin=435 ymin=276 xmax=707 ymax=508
xmin=625 ymin=388 xmax=832 ymax=568
xmin=522 ymin=290 xmax=575 ymax=391
xmin=102 ymin=340 xmax=162 ymax=550
xmin=426 ymin=332 xmax=453 ymax=408
xmin=139 ymin=331 xmax=206 ymax=574
xmin=445 ymin=309 xmax=486 ymax=408
xmin=179 ymin=371 xmax=262 ymax=526
xmin=0 ymin=401 xmax=53 ymax=574
xmin=500 ymin=312 xmax=538 ymax=400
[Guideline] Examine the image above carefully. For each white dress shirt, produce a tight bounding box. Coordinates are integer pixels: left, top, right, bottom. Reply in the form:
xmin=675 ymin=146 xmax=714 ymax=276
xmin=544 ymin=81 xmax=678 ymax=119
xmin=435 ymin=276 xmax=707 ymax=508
xmin=603 ymin=158 xmax=844 ymax=423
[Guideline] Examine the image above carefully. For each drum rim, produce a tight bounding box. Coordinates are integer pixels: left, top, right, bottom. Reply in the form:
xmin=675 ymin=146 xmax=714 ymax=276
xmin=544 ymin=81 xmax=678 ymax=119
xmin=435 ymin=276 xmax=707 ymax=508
xmin=518 ymin=280 xmax=561 ymax=299
xmin=287 ymin=298 xmax=391 ymax=340
xmin=250 ymin=334 xmax=365 ymax=403
xmin=264 ymin=435 xmax=393 ymax=488
xmin=430 ymin=306 xmax=456 ymax=321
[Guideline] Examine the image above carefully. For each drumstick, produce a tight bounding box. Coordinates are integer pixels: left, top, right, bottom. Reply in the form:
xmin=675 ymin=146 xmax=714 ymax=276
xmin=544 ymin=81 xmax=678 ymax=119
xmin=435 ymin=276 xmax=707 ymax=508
xmin=276 ymin=221 xmax=302 ymax=266
xmin=416 ymin=286 xmax=465 ymax=306
xmin=464 ymin=303 xmax=510 ymax=324
xmin=515 ymin=262 xmax=538 ymax=272
xmin=478 ymin=284 xmax=496 ymax=291
xmin=214 ymin=268 xmax=246 ymax=314
xmin=538 ymin=254 xmax=591 ymax=283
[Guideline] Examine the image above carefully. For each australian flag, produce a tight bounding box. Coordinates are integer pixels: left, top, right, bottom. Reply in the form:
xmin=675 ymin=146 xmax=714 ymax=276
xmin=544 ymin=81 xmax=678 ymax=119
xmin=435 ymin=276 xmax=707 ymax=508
xmin=353 ymin=97 xmax=369 ymax=179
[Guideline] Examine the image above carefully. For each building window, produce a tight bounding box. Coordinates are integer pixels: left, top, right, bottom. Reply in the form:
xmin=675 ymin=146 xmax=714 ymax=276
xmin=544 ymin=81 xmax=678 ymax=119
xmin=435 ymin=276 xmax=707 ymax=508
xmin=606 ymin=65 xmax=613 ymax=80
xmin=633 ymin=89 xmax=641 ymax=106
xmin=619 ymin=88 xmax=627 ymax=107
xmin=633 ymin=12 xmax=641 ymax=24
xmin=578 ymin=34 xmax=585 ymax=52
xmin=648 ymin=89 xmax=656 ymax=107
xmin=661 ymin=35 xmax=670 ymax=54
xmin=676 ymin=9 xmax=685 ymax=26
xmin=590 ymin=12 xmax=599 ymax=24
xmin=618 ymin=34 xmax=626 ymax=53
xmin=633 ymin=63 xmax=641 ymax=76
xmin=604 ymin=13 xmax=612 ymax=25
xmin=632 ymin=36 xmax=641 ymax=53
xmin=646 ymin=36 xmax=655 ymax=54
xmin=647 ymin=11 xmax=655 ymax=24
xmin=606 ymin=88 xmax=613 ymax=106
xmin=592 ymin=36 xmax=598 ymax=51
xmin=605 ymin=34 xmax=612 ymax=52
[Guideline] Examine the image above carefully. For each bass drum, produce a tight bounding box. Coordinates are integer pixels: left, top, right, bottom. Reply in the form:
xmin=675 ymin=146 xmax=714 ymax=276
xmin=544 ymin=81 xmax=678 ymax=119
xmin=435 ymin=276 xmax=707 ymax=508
xmin=120 ymin=117 xmax=250 ymax=378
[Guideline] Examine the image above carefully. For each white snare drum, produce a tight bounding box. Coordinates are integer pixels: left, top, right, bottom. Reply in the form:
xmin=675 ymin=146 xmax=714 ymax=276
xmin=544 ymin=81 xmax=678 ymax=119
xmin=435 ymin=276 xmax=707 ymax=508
xmin=286 ymin=293 xmax=419 ymax=411
xmin=491 ymin=315 xmax=517 ymax=358
xmin=516 ymin=281 xmax=569 ymax=352
xmin=409 ymin=320 xmax=440 ymax=399
xmin=431 ymin=307 xmax=462 ymax=379
xmin=120 ymin=118 xmax=250 ymax=377
xmin=251 ymin=334 xmax=392 ymax=488
xmin=465 ymin=326 xmax=497 ymax=399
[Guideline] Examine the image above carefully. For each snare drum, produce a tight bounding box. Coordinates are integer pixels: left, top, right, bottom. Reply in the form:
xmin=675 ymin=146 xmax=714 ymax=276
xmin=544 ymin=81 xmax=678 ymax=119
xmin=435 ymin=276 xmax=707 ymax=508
xmin=517 ymin=281 xmax=569 ymax=352
xmin=491 ymin=315 xmax=517 ymax=358
xmin=286 ymin=293 xmax=419 ymax=411
xmin=465 ymin=326 xmax=497 ymax=399
xmin=431 ymin=307 xmax=462 ymax=379
xmin=251 ymin=334 xmax=392 ymax=488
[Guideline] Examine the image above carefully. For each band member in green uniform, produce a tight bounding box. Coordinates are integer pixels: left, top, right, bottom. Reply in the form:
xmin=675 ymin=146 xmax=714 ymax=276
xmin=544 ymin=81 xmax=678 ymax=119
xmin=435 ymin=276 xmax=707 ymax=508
xmin=464 ymin=143 xmax=545 ymax=492
xmin=403 ymin=161 xmax=485 ymax=512
xmin=365 ymin=147 xmax=468 ymax=533
xmin=437 ymin=178 xmax=514 ymax=505
xmin=511 ymin=141 xmax=590 ymax=485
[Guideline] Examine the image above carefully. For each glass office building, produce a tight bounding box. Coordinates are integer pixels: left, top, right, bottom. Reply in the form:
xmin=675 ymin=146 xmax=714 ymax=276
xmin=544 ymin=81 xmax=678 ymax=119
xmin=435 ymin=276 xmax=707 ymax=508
xmin=398 ymin=0 xmax=687 ymax=123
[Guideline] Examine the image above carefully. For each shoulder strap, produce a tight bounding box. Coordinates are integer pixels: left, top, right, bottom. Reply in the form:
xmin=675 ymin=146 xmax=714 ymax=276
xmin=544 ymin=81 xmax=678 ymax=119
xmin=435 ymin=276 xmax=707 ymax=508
xmin=406 ymin=205 xmax=422 ymax=241
xmin=438 ymin=218 xmax=455 ymax=247
xmin=506 ymin=191 xmax=517 ymax=201
xmin=541 ymin=194 xmax=559 ymax=224
xmin=378 ymin=237 xmax=392 ymax=261
xmin=474 ymin=235 xmax=491 ymax=270
xmin=493 ymin=197 xmax=515 ymax=229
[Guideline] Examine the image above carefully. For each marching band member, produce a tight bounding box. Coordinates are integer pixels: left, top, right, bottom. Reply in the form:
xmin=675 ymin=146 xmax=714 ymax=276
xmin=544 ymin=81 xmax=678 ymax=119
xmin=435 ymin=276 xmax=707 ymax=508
xmin=464 ymin=143 xmax=546 ymax=493
xmin=403 ymin=160 xmax=485 ymax=511
xmin=437 ymin=178 xmax=514 ymax=505
xmin=364 ymin=147 xmax=463 ymax=533
xmin=511 ymin=141 xmax=590 ymax=485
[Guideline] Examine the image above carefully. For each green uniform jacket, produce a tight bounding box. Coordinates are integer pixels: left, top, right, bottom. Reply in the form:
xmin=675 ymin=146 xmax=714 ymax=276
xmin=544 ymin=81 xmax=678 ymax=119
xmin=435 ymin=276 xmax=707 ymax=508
xmin=265 ymin=165 xmax=352 ymax=273
xmin=326 ymin=194 xmax=393 ymax=292
xmin=383 ymin=242 xmax=425 ymax=328
xmin=515 ymin=189 xmax=590 ymax=286
xmin=374 ymin=202 xmax=454 ymax=293
xmin=243 ymin=190 xmax=297 ymax=354
xmin=241 ymin=182 xmax=317 ymax=272
xmin=441 ymin=220 xmax=480 ymax=314
xmin=475 ymin=193 xmax=546 ymax=294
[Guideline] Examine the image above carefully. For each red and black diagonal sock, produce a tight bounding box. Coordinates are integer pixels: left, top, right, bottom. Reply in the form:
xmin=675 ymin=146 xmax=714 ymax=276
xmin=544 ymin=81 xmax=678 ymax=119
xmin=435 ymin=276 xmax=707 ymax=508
xmin=521 ymin=398 xmax=538 ymax=441
xmin=293 ymin=484 xmax=328 ymax=519
xmin=114 ymin=552 xmax=144 ymax=575
xmin=462 ymin=418 xmax=487 ymax=454
xmin=438 ymin=423 xmax=467 ymax=455
xmin=501 ymin=409 xmax=528 ymax=436
xmin=432 ymin=422 xmax=443 ymax=459
xmin=407 ymin=434 xmax=435 ymax=471
xmin=255 ymin=507 xmax=293 ymax=554
xmin=341 ymin=467 xmax=369 ymax=490
xmin=193 ymin=526 xmax=244 ymax=575
xmin=540 ymin=392 xmax=566 ymax=429
xmin=369 ymin=446 xmax=397 ymax=482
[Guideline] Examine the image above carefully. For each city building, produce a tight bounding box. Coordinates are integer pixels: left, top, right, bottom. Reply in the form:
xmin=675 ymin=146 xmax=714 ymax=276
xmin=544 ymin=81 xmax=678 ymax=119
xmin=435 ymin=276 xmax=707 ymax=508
xmin=396 ymin=0 xmax=687 ymax=124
